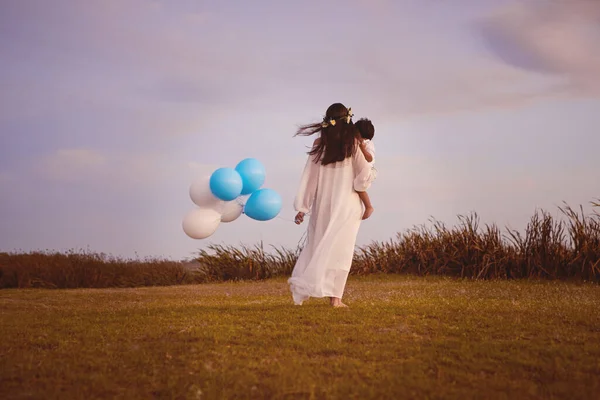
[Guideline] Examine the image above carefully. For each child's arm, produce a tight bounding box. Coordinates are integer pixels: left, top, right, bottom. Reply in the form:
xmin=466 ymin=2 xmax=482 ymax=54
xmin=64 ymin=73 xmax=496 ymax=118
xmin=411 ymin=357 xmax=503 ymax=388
xmin=359 ymin=141 xmax=373 ymax=163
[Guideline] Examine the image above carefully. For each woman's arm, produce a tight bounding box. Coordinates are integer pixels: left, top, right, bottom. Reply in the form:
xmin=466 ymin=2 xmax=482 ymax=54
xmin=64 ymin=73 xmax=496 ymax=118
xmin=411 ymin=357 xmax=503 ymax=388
xmin=293 ymin=139 xmax=320 ymax=223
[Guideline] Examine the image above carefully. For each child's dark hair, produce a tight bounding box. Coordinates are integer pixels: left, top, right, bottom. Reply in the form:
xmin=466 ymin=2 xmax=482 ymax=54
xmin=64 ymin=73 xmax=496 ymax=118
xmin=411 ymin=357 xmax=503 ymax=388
xmin=355 ymin=118 xmax=375 ymax=140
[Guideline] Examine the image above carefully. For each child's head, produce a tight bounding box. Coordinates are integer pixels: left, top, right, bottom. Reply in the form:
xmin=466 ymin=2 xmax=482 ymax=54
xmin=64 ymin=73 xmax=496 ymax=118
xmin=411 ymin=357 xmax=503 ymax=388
xmin=355 ymin=118 xmax=375 ymax=140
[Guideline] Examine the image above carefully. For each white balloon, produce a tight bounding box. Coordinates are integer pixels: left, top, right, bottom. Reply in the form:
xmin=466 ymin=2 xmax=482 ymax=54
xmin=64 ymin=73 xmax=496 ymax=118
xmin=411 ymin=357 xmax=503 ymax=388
xmin=182 ymin=208 xmax=221 ymax=239
xmin=189 ymin=175 xmax=223 ymax=210
xmin=221 ymin=201 xmax=243 ymax=223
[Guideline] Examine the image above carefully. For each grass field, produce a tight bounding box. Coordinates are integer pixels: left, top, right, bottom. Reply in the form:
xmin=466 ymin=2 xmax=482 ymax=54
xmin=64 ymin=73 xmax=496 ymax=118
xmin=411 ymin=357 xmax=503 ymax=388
xmin=2 ymin=275 xmax=599 ymax=399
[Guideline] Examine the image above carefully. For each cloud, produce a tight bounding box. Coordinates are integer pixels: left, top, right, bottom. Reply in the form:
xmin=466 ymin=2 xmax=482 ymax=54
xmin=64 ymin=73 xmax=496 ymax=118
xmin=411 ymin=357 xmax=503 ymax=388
xmin=36 ymin=149 xmax=106 ymax=183
xmin=32 ymin=148 xmax=198 ymax=188
xmin=3 ymin=0 xmax=592 ymax=137
xmin=476 ymin=1 xmax=600 ymax=93
xmin=334 ymin=1 xmax=600 ymax=119
xmin=28 ymin=146 xmax=227 ymax=201
xmin=0 ymin=0 xmax=261 ymax=145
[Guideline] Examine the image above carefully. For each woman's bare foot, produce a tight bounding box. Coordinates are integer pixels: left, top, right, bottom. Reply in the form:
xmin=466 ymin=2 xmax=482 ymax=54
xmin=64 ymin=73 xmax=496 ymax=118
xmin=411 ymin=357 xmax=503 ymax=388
xmin=330 ymin=297 xmax=349 ymax=308
xmin=362 ymin=206 xmax=374 ymax=220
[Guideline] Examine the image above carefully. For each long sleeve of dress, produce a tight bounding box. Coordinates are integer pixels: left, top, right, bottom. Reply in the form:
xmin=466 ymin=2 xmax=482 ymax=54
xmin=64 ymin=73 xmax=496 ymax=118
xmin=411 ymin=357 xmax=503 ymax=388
xmin=352 ymin=143 xmax=373 ymax=192
xmin=294 ymin=154 xmax=319 ymax=213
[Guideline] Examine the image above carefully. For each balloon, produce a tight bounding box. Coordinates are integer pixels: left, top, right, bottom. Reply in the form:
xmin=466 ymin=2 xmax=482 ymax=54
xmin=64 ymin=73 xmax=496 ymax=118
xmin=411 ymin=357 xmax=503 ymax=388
xmin=182 ymin=208 xmax=221 ymax=239
xmin=221 ymin=200 xmax=243 ymax=223
xmin=209 ymin=168 xmax=243 ymax=201
xmin=235 ymin=158 xmax=266 ymax=195
xmin=189 ymin=175 xmax=223 ymax=210
xmin=244 ymin=188 xmax=282 ymax=221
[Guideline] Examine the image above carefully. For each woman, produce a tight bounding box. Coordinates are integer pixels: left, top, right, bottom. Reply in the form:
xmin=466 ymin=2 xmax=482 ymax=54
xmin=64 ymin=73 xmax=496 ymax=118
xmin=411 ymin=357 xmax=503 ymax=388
xmin=289 ymin=103 xmax=374 ymax=308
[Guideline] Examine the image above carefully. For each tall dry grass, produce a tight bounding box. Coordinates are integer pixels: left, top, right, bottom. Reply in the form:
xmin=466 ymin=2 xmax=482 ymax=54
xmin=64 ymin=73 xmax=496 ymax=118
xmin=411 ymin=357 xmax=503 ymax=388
xmin=0 ymin=250 xmax=195 ymax=289
xmin=353 ymin=202 xmax=600 ymax=281
xmin=1 ymin=201 xmax=598 ymax=289
xmin=193 ymin=242 xmax=298 ymax=282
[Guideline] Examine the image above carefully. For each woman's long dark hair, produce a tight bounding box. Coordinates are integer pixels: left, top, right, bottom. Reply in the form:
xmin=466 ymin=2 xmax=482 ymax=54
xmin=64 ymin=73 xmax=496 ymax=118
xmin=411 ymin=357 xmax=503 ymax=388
xmin=295 ymin=103 xmax=359 ymax=166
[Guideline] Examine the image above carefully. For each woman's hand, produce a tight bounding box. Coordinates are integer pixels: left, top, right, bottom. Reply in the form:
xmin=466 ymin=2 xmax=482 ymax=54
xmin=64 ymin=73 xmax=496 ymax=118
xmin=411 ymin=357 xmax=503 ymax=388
xmin=295 ymin=212 xmax=305 ymax=225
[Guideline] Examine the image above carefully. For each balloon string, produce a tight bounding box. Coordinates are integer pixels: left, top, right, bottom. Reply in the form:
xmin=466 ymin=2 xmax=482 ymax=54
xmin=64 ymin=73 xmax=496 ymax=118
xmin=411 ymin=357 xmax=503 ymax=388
xmin=235 ymin=212 xmax=308 ymax=250
xmin=297 ymin=228 xmax=308 ymax=249
xmin=276 ymin=215 xmax=296 ymax=223
xmin=239 ymin=212 xmax=301 ymax=224
xmin=238 ymin=200 xmax=308 ymax=248
xmin=276 ymin=214 xmax=309 ymax=250
xmin=275 ymin=211 xmax=311 ymax=223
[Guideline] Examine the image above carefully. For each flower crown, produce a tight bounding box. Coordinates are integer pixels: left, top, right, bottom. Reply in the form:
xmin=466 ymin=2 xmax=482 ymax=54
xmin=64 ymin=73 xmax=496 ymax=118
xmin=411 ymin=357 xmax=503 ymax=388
xmin=321 ymin=107 xmax=354 ymax=128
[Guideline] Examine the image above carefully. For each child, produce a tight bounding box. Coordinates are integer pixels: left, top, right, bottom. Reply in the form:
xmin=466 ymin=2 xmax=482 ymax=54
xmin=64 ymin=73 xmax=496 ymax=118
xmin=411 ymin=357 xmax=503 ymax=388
xmin=354 ymin=118 xmax=376 ymax=220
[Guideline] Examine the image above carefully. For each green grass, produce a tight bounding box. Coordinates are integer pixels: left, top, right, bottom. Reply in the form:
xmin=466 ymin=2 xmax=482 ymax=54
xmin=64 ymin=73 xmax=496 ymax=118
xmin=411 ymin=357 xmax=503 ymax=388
xmin=2 ymin=276 xmax=599 ymax=399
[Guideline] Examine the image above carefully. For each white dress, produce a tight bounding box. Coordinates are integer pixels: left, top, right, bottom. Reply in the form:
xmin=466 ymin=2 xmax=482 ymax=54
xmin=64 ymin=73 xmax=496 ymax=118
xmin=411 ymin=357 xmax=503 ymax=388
xmin=363 ymin=139 xmax=377 ymax=182
xmin=288 ymin=141 xmax=374 ymax=305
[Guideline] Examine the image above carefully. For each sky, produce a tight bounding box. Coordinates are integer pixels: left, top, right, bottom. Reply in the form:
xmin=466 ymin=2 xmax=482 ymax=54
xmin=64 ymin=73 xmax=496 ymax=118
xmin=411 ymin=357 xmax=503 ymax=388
xmin=1 ymin=0 xmax=599 ymax=260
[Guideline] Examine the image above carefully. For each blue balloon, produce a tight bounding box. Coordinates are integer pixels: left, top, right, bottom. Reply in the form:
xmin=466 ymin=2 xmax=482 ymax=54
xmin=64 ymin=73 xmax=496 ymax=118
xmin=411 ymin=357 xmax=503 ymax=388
xmin=244 ymin=188 xmax=282 ymax=221
xmin=235 ymin=158 xmax=266 ymax=195
xmin=209 ymin=168 xmax=243 ymax=201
